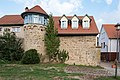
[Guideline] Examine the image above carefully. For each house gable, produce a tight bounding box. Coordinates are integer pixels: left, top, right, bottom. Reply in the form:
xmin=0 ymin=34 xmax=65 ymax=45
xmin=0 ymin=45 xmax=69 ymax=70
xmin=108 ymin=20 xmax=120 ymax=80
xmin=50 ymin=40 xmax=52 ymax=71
xmin=82 ymin=14 xmax=91 ymax=29
xmin=60 ymin=15 xmax=68 ymax=29
xmin=71 ymin=15 xmax=79 ymax=29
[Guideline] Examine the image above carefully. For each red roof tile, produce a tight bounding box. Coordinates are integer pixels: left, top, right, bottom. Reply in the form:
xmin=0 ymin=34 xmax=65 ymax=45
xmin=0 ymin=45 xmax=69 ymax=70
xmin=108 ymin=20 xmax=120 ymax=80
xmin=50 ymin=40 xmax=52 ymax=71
xmin=102 ymin=24 xmax=119 ymax=39
xmin=53 ymin=16 xmax=99 ymax=35
xmin=25 ymin=5 xmax=47 ymax=15
xmin=0 ymin=15 xmax=24 ymax=25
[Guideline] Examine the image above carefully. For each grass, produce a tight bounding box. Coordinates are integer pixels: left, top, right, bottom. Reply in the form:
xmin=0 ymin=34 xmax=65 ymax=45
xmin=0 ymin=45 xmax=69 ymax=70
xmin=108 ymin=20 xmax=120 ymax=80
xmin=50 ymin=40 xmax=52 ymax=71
xmin=0 ymin=63 xmax=83 ymax=80
xmin=94 ymin=76 xmax=120 ymax=80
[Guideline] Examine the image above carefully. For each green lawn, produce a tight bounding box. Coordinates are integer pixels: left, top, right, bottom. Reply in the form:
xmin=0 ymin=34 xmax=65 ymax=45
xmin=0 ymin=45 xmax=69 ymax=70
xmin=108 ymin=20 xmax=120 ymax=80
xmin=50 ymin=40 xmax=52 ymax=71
xmin=0 ymin=63 xmax=82 ymax=80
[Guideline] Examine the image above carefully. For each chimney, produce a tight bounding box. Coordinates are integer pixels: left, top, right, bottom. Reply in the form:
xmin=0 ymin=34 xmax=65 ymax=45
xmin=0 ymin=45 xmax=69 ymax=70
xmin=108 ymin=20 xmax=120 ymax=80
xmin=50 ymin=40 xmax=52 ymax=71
xmin=25 ymin=7 xmax=29 ymax=11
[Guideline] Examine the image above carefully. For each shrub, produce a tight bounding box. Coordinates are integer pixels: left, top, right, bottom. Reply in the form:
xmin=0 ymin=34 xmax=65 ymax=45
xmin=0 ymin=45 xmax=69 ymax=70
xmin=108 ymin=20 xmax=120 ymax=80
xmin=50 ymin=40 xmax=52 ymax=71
xmin=21 ymin=49 xmax=40 ymax=64
xmin=0 ymin=31 xmax=24 ymax=62
xmin=58 ymin=49 xmax=69 ymax=63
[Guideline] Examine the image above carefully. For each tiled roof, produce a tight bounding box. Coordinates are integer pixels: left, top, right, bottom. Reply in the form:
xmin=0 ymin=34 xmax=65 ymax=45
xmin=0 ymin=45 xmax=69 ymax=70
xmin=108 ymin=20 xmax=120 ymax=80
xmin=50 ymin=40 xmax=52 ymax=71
xmin=102 ymin=24 xmax=119 ymax=39
xmin=0 ymin=15 xmax=99 ymax=35
xmin=53 ymin=16 xmax=99 ymax=35
xmin=0 ymin=15 xmax=24 ymax=25
xmin=24 ymin=5 xmax=47 ymax=15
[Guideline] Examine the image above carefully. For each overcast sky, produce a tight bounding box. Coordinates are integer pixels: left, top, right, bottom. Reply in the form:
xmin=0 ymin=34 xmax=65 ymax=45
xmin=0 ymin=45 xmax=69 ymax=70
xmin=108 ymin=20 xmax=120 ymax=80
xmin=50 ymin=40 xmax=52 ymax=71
xmin=0 ymin=0 xmax=120 ymax=30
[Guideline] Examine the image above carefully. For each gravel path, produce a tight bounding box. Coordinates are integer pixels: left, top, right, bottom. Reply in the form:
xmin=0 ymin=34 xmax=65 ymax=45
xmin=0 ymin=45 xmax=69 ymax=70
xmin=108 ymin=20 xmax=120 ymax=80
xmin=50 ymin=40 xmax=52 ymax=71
xmin=64 ymin=65 xmax=112 ymax=80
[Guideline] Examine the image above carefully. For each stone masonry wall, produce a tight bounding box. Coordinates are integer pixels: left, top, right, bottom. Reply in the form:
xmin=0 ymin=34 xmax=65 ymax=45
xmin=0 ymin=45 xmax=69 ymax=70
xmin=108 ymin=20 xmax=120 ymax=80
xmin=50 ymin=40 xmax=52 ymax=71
xmin=23 ymin=24 xmax=100 ymax=66
xmin=59 ymin=36 xmax=100 ymax=66
xmin=24 ymin=24 xmax=46 ymax=55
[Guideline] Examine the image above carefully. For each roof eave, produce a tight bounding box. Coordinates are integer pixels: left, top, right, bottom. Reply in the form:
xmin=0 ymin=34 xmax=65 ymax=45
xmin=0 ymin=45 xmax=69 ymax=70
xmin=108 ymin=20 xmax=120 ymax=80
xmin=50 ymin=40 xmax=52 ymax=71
xmin=21 ymin=12 xmax=49 ymax=18
xmin=0 ymin=24 xmax=24 ymax=26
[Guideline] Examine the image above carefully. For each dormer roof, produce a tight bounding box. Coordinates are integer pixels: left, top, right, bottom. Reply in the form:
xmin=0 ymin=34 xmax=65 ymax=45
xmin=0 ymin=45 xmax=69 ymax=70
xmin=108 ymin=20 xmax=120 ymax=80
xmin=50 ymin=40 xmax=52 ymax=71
xmin=60 ymin=14 xmax=68 ymax=21
xmin=53 ymin=16 xmax=99 ymax=35
xmin=82 ymin=14 xmax=92 ymax=21
xmin=71 ymin=14 xmax=79 ymax=20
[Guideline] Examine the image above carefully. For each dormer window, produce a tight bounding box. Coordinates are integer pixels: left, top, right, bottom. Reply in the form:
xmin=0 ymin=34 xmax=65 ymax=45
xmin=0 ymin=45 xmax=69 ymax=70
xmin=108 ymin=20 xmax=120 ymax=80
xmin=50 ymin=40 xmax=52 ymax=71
xmin=60 ymin=15 xmax=68 ymax=29
xmin=61 ymin=21 xmax=67 ymax=29
xmin=83 ymin=20 xmax=89 ymax=28
xmin=71 ymin=15 xmax=79 ymax=29
xmin=82 ymin=14 xmax=91 ymax=29
xmin=72 ymin=20 xmax=78 ymax=29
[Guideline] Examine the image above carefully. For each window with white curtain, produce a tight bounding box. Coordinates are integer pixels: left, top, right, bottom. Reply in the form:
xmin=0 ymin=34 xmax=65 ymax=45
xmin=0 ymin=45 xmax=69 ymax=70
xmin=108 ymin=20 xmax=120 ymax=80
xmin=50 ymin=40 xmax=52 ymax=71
xmin=12 ymin=27 xmax=21 ymax=32
xmin=72 ymin=20 xmax=78 ymax=29
xmin=61 ymin=21 xmax=67 ymax=29
xmin=24 ymin=15 xmax=28 ymax=24
xmin=33 ymin=15 xmax=39 ymax=23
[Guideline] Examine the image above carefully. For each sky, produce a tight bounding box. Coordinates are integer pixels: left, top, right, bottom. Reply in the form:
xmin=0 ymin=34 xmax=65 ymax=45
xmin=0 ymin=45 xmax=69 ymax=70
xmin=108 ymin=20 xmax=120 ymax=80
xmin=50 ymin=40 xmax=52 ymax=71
xmin=0 ymin=0 xmax=120 ymax=31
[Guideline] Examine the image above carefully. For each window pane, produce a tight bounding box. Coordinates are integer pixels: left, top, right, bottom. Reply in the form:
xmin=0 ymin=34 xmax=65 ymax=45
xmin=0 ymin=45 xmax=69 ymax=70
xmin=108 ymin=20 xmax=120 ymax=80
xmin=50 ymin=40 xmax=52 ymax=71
xmin=33 ymin=15 xmax=39 ymax=23
xmin=39 ymin=16 xmax=44 ymax=24
xmin=83 ymin=20 xmax=89 ymax=28
xmin=61 ymin=21 xmax=67 ymax=28
xmin=72 ymin=20 xmax=78 ymax=28
xmin=29 ymin=15 xmax=32 ymax=23
xmin=12 ymin=27 xmax=20 ymax=32
xmin=24 ymin=15 xmax=28 ymax=24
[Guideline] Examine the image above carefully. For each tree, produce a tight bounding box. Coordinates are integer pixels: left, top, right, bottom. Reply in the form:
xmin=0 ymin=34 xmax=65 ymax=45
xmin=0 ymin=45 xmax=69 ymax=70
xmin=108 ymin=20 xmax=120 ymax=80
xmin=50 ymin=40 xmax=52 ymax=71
xmin=45 ymin=14 xmax=60 ymax=62
xmin=0 ymin=30 xmax=24 ymax=62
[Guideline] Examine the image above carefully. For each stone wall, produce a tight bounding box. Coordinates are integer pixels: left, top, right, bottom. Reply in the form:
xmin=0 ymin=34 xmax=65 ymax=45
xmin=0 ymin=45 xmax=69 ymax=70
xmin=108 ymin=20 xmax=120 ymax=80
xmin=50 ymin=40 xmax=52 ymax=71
xmin=23 ymin=24 xmax=100 ymax=66
xmin=24 ymin=24 xmax=46 ymax=55
xmin=59 ymin=36 xmax=100 ymax=66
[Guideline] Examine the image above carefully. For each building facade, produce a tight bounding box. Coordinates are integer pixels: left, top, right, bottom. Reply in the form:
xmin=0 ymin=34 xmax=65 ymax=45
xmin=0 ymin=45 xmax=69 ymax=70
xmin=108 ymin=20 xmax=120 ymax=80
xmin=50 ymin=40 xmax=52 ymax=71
xmin=0 ymin=5 xmax=100 ymax=66
xmin=99 ymin=24 xmax=120 ymax=61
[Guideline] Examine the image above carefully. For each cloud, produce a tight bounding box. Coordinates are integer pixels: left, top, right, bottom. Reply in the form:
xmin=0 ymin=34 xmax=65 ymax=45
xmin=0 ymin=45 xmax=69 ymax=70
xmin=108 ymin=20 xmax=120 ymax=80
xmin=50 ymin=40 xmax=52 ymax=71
xmin=9 ymin=0 xmax=83 ymax=15
xmin=40 ymin=0 xmax=83 ymax=15
xmin=96 ymin=0 xmax=120 ymax=30
xmin=9 ymin=0 xmax=40 ymax=8
xmin=0 ymin=10 xmax=4 ymax=17
xmin=91 ymin=0 xmax=113 ymax=5
xmin=96 ymin=19 xmax=104 ymax=31
xmin=100 ymin=0 xmax=120 ymax=23
xmin=105 ymin=0 xmax=112 ymax=5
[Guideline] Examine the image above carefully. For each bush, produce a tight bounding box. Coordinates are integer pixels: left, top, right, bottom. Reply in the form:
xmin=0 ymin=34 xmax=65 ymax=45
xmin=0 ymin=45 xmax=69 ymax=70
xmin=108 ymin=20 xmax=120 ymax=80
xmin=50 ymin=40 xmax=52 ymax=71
xmin=58 ymin=49 xmax=69 ymax=63
xmin=21 ymin=49 xmax=40 ymax=64
xmin=0 ymin=31 xmax=24 ymax=62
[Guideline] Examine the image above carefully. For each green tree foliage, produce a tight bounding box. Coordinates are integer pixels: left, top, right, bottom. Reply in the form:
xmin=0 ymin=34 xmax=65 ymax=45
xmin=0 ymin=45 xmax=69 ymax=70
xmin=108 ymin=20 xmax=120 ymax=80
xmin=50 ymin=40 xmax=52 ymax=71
xmin=45 ymin=14 xmax=60 ymax=61
xmin=58 ymin=49 xmax=69 ymax=63
xmin=21 ymin=49 xmax=40 ymax=64
xmin=0 ymin=30 xmax=24 ymax=62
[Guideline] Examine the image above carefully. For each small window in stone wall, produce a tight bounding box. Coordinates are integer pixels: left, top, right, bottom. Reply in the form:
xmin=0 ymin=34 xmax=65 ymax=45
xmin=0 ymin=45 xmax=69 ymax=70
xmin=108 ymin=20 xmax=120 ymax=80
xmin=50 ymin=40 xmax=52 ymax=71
xmin=12 ymin=27 xmax=21 ymax=32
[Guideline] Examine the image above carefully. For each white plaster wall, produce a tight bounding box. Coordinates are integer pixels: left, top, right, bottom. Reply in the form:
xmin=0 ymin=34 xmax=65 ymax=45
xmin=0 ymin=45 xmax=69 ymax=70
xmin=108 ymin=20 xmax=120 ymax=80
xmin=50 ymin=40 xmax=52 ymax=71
xmin=0 ymin=26 xmax=24 ymax=38
xmin=99 ymin=27 xmax=109 ymax=52
xmin=108 ymin=39 xmax=117 ymax=52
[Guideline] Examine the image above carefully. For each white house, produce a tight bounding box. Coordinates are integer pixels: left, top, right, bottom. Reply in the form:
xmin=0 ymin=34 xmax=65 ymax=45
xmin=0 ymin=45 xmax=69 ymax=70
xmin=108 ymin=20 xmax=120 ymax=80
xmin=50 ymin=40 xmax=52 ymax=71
xmin=99 ymin=24 xmax=120 ymax=61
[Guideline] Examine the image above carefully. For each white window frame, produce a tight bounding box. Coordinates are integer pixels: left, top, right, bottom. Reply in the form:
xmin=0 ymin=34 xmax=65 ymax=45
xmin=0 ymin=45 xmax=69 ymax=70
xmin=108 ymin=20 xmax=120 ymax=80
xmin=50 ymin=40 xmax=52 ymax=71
xmin=61 ymin=20 xmax=67 ymax=29
xmin=12 ymin=27 xmax=21 ymax=32
xmin=24 ymin=15 xmax=28 ymax=24
xmin=72 ymin=20 xmax=78 ymax=29
xmin=29 ymin=15 xmax=32 ymax=23
xmin=33 ymin=15 xmax=39 ymax=23
xmin=84 ymin=20 xmax=89 ymax=28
